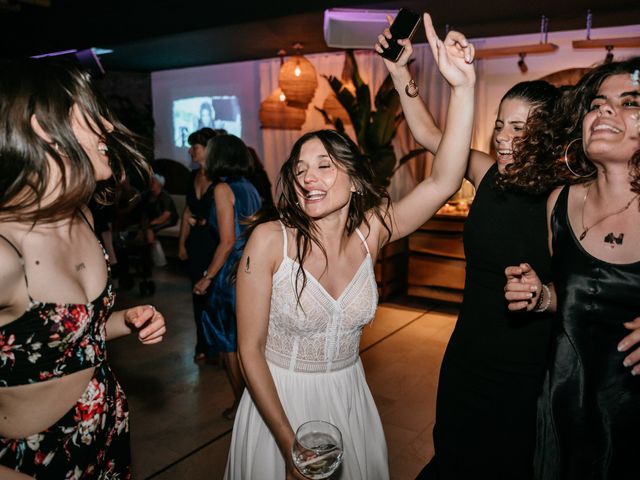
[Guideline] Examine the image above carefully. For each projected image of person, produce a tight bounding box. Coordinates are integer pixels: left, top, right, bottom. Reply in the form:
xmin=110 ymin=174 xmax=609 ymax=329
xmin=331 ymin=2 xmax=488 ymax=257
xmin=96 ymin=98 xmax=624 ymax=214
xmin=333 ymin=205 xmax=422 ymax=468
xmin=192 ymin=134 xmax=262 ymax=420
xmin=0 ymin=58 xmax=166 ymax=479
xmin=197 ymin=101 xmax=215 ymax=129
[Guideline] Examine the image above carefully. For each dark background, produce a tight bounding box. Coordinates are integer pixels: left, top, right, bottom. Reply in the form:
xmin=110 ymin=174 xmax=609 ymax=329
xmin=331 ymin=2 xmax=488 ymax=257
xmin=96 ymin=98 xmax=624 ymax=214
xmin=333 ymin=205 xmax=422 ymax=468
xmin=1 ymin=0 xmax=638 ymax=71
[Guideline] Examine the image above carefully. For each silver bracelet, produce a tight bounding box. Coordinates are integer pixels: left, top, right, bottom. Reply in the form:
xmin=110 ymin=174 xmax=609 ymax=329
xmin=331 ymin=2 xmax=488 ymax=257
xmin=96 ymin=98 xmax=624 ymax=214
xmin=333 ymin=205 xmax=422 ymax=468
xmin=534 ymin=284 xmax=552 ymax=313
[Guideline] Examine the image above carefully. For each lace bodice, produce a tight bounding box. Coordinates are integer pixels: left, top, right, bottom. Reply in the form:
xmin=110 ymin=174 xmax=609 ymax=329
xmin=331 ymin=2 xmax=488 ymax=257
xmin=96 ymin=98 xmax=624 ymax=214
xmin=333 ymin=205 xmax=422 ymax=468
xmin=265 ymin=223 xmax=378 ymax=373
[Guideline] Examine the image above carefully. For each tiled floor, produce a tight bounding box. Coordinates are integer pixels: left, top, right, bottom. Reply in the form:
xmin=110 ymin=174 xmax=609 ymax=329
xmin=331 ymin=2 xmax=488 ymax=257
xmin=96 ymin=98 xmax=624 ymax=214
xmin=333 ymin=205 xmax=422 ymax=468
xmin=108 ymin=261 xmax=458 ymax=480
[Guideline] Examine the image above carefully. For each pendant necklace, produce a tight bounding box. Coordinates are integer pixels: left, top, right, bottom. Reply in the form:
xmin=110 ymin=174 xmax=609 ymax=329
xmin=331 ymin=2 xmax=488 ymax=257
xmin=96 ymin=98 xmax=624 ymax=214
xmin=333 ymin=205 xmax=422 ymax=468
xmin=579 ymin=183 xmax=639 ymax=241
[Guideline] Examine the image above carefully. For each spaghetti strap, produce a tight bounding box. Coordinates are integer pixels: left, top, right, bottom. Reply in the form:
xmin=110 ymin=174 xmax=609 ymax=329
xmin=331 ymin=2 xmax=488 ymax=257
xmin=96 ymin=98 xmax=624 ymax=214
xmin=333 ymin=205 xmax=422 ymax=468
xmin=354 ymin=228 xmax=370 ymax=255
xmin=279 ymin=221 xmax=288 ymax=259
xmin=77 ymin=208 xmax=95 ymax=232
xmin=0 ymin=233 xmax=33 ymax=301
xmin=0 ymin=233 xmax=23 ymax=259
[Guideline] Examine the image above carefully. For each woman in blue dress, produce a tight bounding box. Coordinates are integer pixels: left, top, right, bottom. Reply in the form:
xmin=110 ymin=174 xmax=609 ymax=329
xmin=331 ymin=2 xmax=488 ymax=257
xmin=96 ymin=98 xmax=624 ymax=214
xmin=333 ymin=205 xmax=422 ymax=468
xmin=193 ymin=134 xmax=261 ymax=420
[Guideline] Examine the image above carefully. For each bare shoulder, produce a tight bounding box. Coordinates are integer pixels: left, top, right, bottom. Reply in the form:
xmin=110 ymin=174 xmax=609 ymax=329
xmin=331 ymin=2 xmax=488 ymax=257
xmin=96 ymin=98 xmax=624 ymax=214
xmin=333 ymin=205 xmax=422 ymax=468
xmin=250 ymin=220 xmax=282 ymax=238
xmin=213 ymin=181 xmax=234 ymax=205
xmin=467 ymin=150 xmax=494 ymax=187
xmin=0 ymin=230 xmax=25 ymax=310
xmin=243 ymin=221 xmax=284 ymax=273
xmin=547 ymin=185 xmax=565 ymax=212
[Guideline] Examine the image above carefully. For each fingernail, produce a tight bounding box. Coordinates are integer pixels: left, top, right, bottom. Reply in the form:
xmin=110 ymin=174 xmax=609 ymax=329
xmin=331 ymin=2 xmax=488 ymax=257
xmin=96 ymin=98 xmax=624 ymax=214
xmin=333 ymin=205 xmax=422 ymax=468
xmin=618 ymin=342 xmax=628 ymax=352
xmin=623 ymin=358 xmax=630 ymax=367
xmin=632 ymin=367 xmax=639 ymax=376
xmin=531 ymin=285 xmax=537 ymax=291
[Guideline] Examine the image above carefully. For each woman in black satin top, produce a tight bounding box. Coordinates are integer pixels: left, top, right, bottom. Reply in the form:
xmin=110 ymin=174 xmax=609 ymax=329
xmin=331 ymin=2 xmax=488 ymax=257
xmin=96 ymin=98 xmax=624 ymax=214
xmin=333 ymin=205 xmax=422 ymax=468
xmin=505 ymin=56 xmax=640 ymax=480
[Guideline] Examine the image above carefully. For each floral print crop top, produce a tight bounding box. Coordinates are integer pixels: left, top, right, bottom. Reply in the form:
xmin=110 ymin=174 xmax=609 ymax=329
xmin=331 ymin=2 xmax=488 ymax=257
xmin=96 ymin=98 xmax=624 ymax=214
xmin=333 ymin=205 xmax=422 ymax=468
xmin=0 ymin=228 xmax=115 ymax=387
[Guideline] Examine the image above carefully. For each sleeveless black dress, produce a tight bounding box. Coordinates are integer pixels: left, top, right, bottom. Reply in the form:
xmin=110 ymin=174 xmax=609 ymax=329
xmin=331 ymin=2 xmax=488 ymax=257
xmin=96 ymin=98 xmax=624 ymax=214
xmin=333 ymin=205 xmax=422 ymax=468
xmin=419 ymin=163 xmax=553 ymax=479
xmin=185 ymin=170 xmax=219 ymax=358
xmin=534 ymin=185 xmax=640 ymax=480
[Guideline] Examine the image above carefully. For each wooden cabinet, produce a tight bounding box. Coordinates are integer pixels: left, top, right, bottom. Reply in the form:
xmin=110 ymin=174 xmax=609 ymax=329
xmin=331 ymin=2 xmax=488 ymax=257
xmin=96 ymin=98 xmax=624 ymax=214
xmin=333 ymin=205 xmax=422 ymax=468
xmin=408 ymin=214 xmax=466 ymax=303
xmin=375 ymin=237 xmax=408 ymax=301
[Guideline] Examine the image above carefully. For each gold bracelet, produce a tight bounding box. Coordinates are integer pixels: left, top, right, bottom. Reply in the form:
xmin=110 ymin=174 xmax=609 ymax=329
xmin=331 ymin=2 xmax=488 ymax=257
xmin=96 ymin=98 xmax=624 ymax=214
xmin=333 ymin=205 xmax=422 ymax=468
xmin=404 ymin=79 xmax=419 ymax=98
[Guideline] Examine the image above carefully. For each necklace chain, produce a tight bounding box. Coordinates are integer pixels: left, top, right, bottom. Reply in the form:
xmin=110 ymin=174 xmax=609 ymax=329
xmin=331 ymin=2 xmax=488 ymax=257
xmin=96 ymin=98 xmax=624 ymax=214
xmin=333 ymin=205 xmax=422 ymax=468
xmin=579 ymin=183 xmax=638 ymax=241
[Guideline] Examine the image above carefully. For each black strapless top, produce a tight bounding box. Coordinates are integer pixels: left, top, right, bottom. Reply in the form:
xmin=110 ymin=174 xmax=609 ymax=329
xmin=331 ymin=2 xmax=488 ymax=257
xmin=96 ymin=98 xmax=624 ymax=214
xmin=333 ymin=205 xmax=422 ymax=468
xmin=0 ymin=228 xmax=115 ymax=387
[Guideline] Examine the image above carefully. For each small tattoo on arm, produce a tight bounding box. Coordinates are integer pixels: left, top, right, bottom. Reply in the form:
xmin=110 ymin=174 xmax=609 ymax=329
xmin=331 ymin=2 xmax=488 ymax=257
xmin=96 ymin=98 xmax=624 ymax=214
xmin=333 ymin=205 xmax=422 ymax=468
xmin=244 ymin=256 xmax=251 ymax=274
xmin=75 ymin=262 xmax=86 ymax=272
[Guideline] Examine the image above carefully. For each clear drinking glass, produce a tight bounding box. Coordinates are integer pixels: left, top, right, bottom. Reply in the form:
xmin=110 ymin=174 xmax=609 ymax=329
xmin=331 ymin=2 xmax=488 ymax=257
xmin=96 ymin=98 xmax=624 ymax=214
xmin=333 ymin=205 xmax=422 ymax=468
xmin=291 ymin=420 xmax=343 ymax=479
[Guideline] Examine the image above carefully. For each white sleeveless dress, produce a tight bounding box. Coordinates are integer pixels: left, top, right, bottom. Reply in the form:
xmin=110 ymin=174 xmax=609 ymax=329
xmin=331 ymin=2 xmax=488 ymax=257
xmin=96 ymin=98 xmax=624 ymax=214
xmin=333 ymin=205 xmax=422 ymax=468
xmin=224 ymin=222 xmax=389 ymax=479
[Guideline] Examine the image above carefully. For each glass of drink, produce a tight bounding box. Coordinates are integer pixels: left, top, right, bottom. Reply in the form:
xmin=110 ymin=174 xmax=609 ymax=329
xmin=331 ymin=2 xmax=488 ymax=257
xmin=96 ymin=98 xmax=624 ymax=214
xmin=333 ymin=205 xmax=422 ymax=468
xmin=292 ymin=420 xmax=343 ymax=479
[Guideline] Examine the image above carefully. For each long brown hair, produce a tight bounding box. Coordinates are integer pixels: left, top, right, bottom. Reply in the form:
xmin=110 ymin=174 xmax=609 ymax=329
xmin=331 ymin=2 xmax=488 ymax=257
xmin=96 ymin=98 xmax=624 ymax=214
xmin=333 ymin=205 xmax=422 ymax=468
xmin=246 ymin=129 xmax=392 ymax=301
xmin=0 ymin=58 xmax=149 ymax=223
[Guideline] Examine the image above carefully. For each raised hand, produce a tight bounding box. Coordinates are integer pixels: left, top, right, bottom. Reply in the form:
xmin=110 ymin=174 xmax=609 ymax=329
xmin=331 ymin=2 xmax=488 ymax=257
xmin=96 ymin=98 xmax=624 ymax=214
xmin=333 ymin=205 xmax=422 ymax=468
xmin=504 ymin=263 xmax=542 ymax=312
xmin=423 ymin=13 xmax=475 ymax=89
xmin=374 ymin=14 xmax=414 ymax=75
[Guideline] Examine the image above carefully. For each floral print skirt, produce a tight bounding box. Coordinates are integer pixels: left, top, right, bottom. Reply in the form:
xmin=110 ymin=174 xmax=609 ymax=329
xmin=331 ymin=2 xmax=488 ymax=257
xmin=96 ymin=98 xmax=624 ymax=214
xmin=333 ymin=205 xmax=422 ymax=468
xmin=0 ymin=363 xmax=131 ymax=479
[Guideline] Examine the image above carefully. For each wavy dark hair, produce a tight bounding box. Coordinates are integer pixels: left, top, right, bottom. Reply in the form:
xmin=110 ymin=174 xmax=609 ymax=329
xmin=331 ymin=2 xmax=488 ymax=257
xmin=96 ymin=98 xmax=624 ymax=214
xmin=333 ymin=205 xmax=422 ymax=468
xmin=245 ymin=129 xmax=392 ymax=301
xmin=542 ymin=56 xmax=640 ymax=202
xmin=493 ymin=80 xmax=562 ymax=194
xmin=205 ymin=134 xmax=254 ymax=181
xmin=0 ymin=58 xmax=149 ymax=223
xmin=187 ymin=127 xmax=217 ymax=147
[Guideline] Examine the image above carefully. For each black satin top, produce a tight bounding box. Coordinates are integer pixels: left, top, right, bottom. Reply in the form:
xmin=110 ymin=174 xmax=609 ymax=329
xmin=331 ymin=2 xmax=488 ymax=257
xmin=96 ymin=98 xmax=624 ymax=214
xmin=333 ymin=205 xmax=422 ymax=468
xmin=535 ymin=185 xmax=640 ymax=480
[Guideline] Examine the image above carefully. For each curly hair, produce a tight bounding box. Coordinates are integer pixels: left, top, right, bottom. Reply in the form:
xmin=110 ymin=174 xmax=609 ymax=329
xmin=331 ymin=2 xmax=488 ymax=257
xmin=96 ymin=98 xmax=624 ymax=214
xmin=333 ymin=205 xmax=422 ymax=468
xmin=245 ymin=129 xmax=392 ymax=302
xmin=0 ymin=58 xmax=149 ymax=223
xmin=493 ymin=80 xmax=563 ymax=194
xmin=513 ymin=56 xmax=640 ymax=202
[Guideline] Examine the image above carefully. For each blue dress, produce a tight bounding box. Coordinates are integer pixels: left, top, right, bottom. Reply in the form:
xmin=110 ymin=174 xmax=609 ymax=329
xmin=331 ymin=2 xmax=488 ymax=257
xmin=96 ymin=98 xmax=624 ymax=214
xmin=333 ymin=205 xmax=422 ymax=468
xmin=202 ymin=177 xmax=261 ymax=352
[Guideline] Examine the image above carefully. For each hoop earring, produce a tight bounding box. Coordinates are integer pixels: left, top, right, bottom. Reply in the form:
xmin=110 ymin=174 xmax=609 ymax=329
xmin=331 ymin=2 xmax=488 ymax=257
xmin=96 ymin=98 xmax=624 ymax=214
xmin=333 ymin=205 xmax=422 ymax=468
xmin=564 ymin=138 xmax=595 ymax=178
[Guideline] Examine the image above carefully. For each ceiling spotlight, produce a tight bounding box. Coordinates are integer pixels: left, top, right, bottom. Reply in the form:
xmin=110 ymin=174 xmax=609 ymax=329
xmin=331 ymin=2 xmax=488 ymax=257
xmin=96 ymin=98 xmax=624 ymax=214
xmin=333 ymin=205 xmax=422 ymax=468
xmin=517 ymin=53 xmax=528 ymax=74
xmin=604 ymin=45 xmax=614 ymax=63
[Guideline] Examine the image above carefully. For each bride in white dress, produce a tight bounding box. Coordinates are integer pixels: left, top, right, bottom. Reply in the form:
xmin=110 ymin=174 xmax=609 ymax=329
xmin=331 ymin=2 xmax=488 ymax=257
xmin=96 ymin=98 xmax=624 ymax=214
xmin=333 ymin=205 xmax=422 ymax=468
xmin=226 ymin=13 xmax=476 ymax=480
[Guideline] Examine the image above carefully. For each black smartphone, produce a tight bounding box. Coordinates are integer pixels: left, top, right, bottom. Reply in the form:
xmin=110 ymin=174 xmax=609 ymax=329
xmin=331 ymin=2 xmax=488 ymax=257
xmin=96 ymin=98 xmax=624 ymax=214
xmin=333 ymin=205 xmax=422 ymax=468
xmin=378 ymin=8 xmax=422 ymax=62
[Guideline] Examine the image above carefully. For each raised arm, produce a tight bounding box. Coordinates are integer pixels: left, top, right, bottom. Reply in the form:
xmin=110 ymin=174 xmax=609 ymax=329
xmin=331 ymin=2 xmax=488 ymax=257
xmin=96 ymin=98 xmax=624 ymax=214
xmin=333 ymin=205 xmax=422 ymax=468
xmin=235 ymin=223 xmax=305 ymax=479
xmin=378 ymin=13 xmax=476 ymax=243
xmin=375 ymin=16 xmax=442 ymax=154
xmin=375 ymin=15 xmax=494 ymax=188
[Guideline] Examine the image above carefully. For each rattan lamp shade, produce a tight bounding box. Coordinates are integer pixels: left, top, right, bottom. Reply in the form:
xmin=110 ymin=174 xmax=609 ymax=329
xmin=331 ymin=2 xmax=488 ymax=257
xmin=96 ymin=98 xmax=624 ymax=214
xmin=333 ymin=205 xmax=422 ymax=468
xmin=278 ymin=54 xmax=318 ymax=109
xmin=259 ymin=88 xmax=306 ymax=130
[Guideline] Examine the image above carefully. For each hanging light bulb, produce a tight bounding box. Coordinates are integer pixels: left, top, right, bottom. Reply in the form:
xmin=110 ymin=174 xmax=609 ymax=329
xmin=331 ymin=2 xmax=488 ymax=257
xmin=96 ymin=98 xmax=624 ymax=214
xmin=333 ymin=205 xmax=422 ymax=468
xmin=279 ymin=91 xmax=286 ymax=102
xmin=278 ymin=42 xmax=318 ymax=108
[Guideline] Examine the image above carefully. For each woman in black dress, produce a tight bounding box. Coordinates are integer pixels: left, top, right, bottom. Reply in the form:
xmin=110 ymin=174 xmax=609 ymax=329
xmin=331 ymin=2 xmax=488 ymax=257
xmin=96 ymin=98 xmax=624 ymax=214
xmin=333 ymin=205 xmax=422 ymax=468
xmin=376 ymin=30 xmax=562 ymax=478
xmin=505 ymin=56 xmax=640 ymax=480
xmin=178 ymin=127 xmax=220 ymax=363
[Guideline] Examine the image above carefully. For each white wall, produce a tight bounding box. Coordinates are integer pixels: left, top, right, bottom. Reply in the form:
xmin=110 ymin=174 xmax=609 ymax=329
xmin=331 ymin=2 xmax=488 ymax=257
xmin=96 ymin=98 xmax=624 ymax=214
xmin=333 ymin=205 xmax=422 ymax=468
xmin=151 ymin=60 xmax=263 ymax=167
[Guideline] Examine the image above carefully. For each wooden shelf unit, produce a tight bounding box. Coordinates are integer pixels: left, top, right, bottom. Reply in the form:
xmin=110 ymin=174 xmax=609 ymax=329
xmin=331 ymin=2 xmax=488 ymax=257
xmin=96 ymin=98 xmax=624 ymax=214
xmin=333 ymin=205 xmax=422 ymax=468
xmin=407 ymin=214 xmax=466 ymax=303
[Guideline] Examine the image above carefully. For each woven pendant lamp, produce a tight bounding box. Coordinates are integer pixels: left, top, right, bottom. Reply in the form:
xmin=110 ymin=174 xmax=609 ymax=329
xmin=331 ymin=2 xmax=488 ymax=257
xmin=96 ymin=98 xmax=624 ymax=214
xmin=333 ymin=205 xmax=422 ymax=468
xmin=278 ymin=43 xmax=318 ymax=109
xmin=259 ymin=87 xmax=306 ymax=130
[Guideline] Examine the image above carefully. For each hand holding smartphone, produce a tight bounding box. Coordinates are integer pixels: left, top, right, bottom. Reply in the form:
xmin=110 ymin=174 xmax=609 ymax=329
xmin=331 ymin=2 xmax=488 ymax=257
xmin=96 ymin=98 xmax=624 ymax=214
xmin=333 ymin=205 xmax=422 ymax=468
xmin=377 ymin=8 xmax=421 ymax=62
